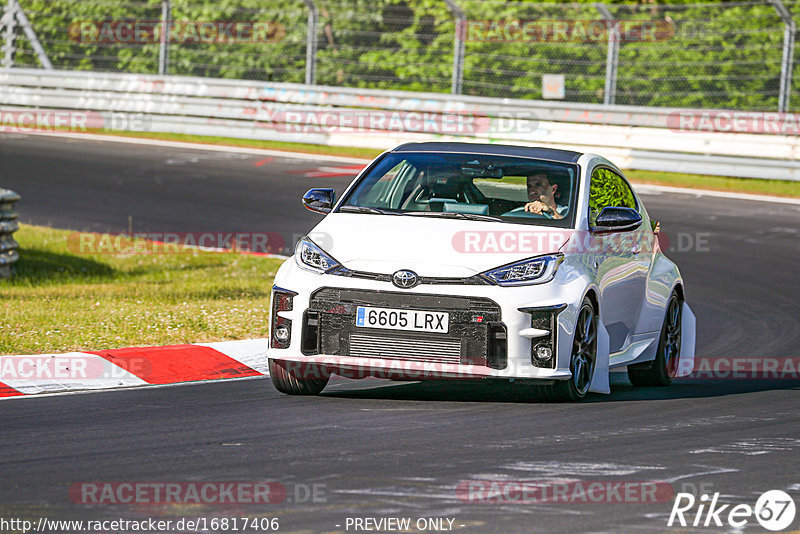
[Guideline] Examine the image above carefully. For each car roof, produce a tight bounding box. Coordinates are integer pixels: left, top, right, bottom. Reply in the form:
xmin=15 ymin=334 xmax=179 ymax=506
xmin=391 ymin=142 xmax=584 ymax=164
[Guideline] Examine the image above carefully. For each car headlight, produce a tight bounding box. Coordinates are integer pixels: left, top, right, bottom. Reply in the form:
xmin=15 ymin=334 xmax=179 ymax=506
xmin=295 ymin=237 xmax=342 ymax=274
xmin=480 ymin=254 xmax=563 ymax=286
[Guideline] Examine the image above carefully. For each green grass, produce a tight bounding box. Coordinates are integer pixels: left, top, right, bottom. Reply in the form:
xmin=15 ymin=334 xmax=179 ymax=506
xmin=0 ymin=224 xmax=282 ymax=355
xmin=95 ymin=130 xmax=800 ymax=198
xmin=625 ymin=169 xmax=800 ymax=198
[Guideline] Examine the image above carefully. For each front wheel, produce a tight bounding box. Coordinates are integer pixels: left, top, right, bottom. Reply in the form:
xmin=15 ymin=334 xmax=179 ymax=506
xmin=628 ymin=291 xmax=682 ymax=387
xmin=540 ymin=298 xmax=597 ymax=402
xmin=269 ymin=358 xmax=329 ymax=395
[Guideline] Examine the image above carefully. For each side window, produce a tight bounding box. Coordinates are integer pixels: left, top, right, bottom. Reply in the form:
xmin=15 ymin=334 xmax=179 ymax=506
xmin=589 ymin=167 xmax=637 ymax=226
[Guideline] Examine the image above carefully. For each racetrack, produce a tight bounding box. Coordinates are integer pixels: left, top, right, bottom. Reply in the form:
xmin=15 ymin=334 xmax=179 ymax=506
xmin=2 ymin=133 xmax=799 ymax=533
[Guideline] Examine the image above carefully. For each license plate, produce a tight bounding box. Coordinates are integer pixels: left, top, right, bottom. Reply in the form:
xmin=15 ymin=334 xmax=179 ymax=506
xmin=355 ymin=306 xmax=449 ymax=334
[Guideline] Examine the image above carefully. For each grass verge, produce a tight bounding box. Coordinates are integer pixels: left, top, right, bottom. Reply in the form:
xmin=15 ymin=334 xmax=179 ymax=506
xmin=0 ymin=224 xmax=282 ymax=355
xmin=625 ymin=169 xmax=800 ymax=198
xmin=90 ymin=130 xmax=800 ymax=198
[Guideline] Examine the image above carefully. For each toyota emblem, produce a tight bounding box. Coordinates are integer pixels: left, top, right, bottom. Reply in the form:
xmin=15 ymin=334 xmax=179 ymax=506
xmin=392 ymin=269 xmax=419 ymax=289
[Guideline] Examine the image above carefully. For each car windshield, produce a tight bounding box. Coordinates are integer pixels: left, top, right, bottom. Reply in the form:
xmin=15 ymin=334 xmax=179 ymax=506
xmin=338 ymin=152 xmax=579 ymax=227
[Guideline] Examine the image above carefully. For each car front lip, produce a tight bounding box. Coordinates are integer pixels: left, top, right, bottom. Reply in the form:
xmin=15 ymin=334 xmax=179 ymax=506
xmin=269 ymin=258 xmax=584 ymax=381
xmin=270 ymin=354 xmax=572 ymax=381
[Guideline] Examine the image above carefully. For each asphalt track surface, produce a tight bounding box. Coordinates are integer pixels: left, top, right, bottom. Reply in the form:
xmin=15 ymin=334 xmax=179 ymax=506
xmin=2 ymin=134 xmax=800 ymax=533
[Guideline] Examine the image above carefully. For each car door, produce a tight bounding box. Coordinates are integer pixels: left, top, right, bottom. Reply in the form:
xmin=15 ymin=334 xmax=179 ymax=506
xmin=588 ymin=166 xmax=648 ymax=354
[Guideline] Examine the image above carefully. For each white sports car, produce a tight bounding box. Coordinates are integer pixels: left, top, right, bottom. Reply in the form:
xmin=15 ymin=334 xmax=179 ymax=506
xmin=267 ymin=142 xmax=695 ymax=400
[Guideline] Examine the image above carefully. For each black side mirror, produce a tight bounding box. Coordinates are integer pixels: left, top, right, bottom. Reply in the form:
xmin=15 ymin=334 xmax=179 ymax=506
xmin=592 ymin=207 xmax=642 ymax=233
xmin=302 ymin=188 xmax=335 ymax=214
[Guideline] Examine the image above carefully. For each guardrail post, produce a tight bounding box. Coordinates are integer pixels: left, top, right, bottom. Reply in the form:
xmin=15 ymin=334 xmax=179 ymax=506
xmin=158 ymin=0 xmax=171 ymax=75
xmin=770 ymin=0 xmax=795 ymax=113
xmin=596 ymin=4 xmax=619 ymax=106
xmin=303 ymin=0 xmax=318 ymax=85
xmin=1 ymin=0 xmax=17 ymax=69
xmin=12 ymin=0 xmax=52 ymax=69
xmin=443 ymin=0 xmax=465 ymax=94
xmin=0 ymin=188 xmax=20 ymax=279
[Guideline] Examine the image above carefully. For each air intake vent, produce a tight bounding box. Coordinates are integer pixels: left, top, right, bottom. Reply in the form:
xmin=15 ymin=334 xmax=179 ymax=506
xmin=349 ymin=333 xmax=462 ymax=364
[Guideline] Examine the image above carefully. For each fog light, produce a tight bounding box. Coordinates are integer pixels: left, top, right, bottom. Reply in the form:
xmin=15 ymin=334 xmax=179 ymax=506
xmin=535 ymin=345 xmax=553 ymax=361
xmin=274 ymin=324 xmax=290 ymax=343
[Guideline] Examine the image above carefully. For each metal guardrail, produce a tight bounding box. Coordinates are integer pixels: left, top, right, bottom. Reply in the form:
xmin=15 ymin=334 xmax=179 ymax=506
xmin=2 ymin=0 xmax=798 ymax=112
xmin=0 ymin=68 xmax=798 ymax=181
xmin=0 ymin=188 xmax=20 ymax=279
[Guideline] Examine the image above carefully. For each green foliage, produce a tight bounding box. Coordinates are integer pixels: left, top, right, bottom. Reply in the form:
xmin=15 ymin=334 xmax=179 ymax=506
xmin=13 ymin=0 xmax=796 ymax=110
xmin=589 ymin=168 xmax=636 ymax=224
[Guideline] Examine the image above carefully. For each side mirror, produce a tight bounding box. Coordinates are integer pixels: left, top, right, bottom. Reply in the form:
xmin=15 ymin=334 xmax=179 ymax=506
xmin=302 ymin=188 xmax=335 ymax=214
xmin=592 ymin=207 xmax=642 ymax=233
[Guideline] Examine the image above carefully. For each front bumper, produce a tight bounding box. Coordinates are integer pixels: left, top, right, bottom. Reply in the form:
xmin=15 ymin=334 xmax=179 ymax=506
xmin=267 ymin=259 xmax=587 ymax=381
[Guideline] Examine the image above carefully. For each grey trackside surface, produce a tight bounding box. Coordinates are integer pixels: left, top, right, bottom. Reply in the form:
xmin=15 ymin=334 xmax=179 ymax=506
xmin=1 ymin=134 xmax=799 ymax=533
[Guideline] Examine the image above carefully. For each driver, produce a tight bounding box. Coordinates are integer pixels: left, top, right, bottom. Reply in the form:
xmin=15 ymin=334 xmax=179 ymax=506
xmin=524 ymin=173 xmax=567 ymax=219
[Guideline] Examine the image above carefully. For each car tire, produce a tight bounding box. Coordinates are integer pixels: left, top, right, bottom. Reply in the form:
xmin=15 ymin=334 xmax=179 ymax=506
xmin=269 ymin=358 xmax=329 ymax=395
xmin=539 ymin=298 xmax=597 ymax=402
xmin=628 ymin=291 xmax=683 ymax=387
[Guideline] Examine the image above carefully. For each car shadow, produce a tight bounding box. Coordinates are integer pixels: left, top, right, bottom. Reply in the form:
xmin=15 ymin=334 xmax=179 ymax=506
xmin=10 ymin=248 xmax=115 ymax=282
xmin=320 ymin=374 xmax=799 ymax=404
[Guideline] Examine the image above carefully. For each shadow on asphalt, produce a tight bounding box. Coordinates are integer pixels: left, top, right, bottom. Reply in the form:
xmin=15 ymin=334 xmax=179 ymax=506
xmin=319 ymin=375 xmax=800 ymax=404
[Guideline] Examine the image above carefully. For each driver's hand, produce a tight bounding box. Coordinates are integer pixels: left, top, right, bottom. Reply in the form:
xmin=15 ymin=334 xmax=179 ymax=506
xmin=524 ymin=200 xmax=550 ymax=213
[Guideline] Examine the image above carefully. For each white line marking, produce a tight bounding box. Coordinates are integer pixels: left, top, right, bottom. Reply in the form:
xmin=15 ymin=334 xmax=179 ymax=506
xmin=17 ymin=131 xmax=800 ymax=205
xmin=0 ymin=374 xmax=267 ymax=401
xmin=18 ymin=131 xmax=371 ymax=164
xmin=634 ymin=183 xmax=800 ymax=205
xmin=500 ymin=461 xmax=665 ymax=477
xmin=662 ymin=466 xmax=740 ymax=483
xmin=690 ymin=438 xmax=800 ymax=455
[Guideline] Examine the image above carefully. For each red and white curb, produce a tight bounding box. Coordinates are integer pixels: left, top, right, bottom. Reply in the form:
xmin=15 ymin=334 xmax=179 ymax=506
xmin=0 ymin=339 xmax=268 ymax=399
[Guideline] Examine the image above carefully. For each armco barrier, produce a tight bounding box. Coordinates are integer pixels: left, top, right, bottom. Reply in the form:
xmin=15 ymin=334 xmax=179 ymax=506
xmin=0 ymin=68 xmax=798 ymax=180
xmin=0 ymin=188 xmax=20 ymax=279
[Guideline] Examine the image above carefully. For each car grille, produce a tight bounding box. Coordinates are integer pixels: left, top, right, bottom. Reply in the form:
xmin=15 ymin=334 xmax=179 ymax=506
xmin=303 ymin=287 xmax=507 ymax=369
xmin=349 ymin=333 xmax=462 ymax=364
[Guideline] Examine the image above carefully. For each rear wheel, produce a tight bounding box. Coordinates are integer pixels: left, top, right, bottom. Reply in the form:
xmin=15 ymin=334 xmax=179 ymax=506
xmin=269 ymin=358 xmax=329 ymax=395
xmin=540 ymin=298 xmax=597 ymax=402
xmin=628 ymin=291 xmax=682 ymax=387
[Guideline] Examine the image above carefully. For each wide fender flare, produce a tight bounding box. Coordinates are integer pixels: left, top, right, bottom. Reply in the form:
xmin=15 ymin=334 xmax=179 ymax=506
xmin=675 ymin=303 xmax=696 ymax=378
xmin=589 ymin=307 xmax=611 ymax=394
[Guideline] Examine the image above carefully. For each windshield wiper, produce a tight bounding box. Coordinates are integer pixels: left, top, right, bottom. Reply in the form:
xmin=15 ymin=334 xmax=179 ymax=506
xmin=405 ymin=211 xmax=503 ymax=222
xmin=338 ymin=205 xmax=400 ymax=215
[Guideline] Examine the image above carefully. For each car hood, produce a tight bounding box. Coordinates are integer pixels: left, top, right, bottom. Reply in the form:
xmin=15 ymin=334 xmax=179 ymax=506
xmin=307 ymin=213 xmax=573 ymax=278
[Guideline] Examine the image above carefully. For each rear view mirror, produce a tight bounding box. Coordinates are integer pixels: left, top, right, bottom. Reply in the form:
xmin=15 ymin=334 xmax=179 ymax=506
xmin=302 ymin=188 xmax=335 ymax=214
xmin=461 ymin=161 xmax=503 ymax=179
xmin=592 ymin=207 xmax=642 ymax=233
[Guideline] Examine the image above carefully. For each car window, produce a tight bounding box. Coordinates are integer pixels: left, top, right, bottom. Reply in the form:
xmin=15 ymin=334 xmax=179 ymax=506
xmin=588 ymin=167 xmax=637 ymax=226
xmin=340 ymin=152 xmax=579 ymax=227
